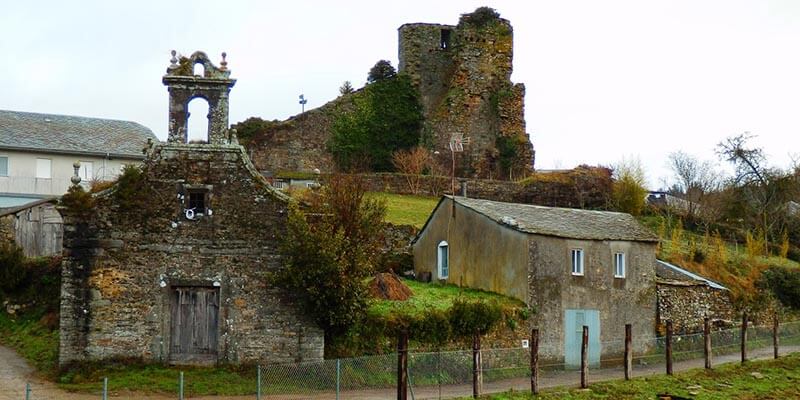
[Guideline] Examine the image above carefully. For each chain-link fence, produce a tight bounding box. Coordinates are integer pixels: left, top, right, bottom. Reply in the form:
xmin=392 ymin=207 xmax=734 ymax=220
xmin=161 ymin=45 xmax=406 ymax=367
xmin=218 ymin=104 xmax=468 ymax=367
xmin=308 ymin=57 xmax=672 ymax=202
xmin=15 ymin=320 xmax=800 ymax=399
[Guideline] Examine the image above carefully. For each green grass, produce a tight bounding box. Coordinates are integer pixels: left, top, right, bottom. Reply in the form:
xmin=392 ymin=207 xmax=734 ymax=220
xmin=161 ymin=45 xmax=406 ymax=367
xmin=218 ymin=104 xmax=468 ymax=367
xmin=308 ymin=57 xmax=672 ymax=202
xmin=369 ymin=278 xmax=525 ymax=319
xmin=480 ymin=352 xmax=800 ymax=399
xmin=0 ymin=311 xmax=59 ymax=377
xmin=58 ymin=363 xmax=257 ymax=395
xmin=369 ymin=192 xmax=439 ymax=228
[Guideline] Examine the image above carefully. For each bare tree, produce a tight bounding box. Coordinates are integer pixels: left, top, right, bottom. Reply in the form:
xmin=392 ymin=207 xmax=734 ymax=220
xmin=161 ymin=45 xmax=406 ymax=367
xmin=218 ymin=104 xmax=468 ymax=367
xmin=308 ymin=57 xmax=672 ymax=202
xmin=717 ymin=133 xmax=798 ymax=248
xmin=667 ymin=151 xmax=720 ymax=221
xmin=392 ymin=147 xmax=432 ymax=195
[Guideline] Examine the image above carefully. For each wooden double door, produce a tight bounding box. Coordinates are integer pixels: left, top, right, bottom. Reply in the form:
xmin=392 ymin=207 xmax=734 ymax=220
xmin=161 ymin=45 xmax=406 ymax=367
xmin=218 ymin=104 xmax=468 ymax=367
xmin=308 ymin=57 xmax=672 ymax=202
xmin=170 ymin=287 xmax=220 ymax=364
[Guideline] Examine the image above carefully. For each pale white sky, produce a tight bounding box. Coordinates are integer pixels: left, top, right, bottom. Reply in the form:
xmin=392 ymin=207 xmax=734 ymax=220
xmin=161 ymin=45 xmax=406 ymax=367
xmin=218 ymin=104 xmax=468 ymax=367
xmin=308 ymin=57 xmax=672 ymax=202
xmin=2 ymin=0 xmax=799 ymax=188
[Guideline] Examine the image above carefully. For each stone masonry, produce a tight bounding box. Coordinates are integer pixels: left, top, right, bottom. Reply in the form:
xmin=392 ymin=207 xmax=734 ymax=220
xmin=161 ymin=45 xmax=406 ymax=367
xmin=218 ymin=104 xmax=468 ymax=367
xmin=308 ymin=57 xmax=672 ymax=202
xmin=58 ymin=51 xmax=323 ymax=366
xmin=247 ymin=8 xmax=533 ymax=180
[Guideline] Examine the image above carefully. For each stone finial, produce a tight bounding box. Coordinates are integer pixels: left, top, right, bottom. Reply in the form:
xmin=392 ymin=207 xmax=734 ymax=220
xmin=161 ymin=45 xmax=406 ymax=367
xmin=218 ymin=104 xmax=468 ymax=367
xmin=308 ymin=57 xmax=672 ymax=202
xmin=170 ymin=50 xmax=178 ymax=67
xmin=71 ymin=161 xmax=81 ymax=186
xmin=220 ymin=52 xmax=228 ymax=71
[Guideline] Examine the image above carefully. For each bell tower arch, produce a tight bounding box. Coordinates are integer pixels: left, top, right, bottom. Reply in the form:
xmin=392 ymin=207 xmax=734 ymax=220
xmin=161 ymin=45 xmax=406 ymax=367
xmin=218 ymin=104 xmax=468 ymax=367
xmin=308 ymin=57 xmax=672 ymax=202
xmin=163 ymin=50 xmax=237 ymax=144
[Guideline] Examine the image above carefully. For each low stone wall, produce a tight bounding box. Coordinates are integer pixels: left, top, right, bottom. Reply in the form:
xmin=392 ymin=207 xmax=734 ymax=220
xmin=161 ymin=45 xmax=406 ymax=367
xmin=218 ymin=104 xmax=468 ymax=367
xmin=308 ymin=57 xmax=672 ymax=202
xmin=359 ymin=166 xmax=613 ymax=209
xmin=657 ymin=281 xmax=735 ymax=334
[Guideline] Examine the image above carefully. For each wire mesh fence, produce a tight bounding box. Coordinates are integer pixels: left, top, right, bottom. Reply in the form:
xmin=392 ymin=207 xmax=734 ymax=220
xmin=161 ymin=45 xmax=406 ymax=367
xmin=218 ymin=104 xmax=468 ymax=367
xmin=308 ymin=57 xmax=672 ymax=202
xmin=16 ymin=320 xmax=800 ymax=399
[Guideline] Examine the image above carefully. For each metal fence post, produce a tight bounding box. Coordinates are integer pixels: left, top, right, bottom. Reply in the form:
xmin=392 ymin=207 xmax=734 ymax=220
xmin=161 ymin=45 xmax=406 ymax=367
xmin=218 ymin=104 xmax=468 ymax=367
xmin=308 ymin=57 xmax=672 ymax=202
xmin=624 ymin=324 xmax=632 ymax=380
xmin=773 ymin=313 xmax=779 ymax=359
xmin=704 ymin=317 xmax=712 ymax=369
xmin=741 ymin=312 xmax=748 ymax=363
xmin=581 ymin=326 xmax=588 ymax=389
xmin=336 ymin=359 xmax=341 ymax=400
xmin=666 ymin=320 xmax=673 ymax=375
xmin=257 ymin=365 xmax=261 ymax=400
xmin=530 ymin=328 xmax=539 ymax=394
xmin=103 ymin=377 xmax=108 ymax=400
xmin=25 ymin=383 xmax=30 ymax=400
xmin=179 ymin=371 xmax=184 ymax=400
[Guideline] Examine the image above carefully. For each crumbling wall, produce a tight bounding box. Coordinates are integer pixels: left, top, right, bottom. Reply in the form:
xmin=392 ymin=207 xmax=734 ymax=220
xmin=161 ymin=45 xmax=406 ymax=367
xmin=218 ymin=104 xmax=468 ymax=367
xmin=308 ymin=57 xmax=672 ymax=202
xmin=247 ymin=9 xmax=533 ymax=179
xmin=657 ymin=282 xmax=735 ymax=334
xmin=59 ymin=144 xmax=323 ymax=366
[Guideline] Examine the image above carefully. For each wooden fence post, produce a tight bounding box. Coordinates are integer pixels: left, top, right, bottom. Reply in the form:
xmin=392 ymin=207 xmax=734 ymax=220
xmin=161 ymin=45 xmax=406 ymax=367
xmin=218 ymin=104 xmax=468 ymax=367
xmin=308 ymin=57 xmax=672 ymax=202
xmin=397 ymin=331 xmax=408 ymax=400
xmin=472 ymin=333 xmax=481 ymax=398
xmin=773 ymin=313 xmax=779 ymax=359
xmin=530 ymin=328 xmax=539 ymax=394
xmin=665 ymin=320 xmax=673 ymax=375
xmin=741 ymin=312 xmax=748 ymax=363
xmin=624 ymin=324 xmax=632 ymax=380
xmin=581 ymin=325 xmax=588 ymax=389
xmin=703 ymin=317 xmax=712 ymax=369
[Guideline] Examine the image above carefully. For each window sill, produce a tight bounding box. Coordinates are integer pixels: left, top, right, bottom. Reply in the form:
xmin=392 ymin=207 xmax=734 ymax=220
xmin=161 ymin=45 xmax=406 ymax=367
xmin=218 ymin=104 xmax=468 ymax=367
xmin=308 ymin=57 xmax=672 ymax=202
xmin=571 ymin=273 xmax=584 ymax=277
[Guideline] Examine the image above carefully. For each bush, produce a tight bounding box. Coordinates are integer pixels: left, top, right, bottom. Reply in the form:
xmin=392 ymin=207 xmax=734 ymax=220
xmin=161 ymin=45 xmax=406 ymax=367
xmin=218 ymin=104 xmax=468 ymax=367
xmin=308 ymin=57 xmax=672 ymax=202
xmin=448 ymin=298 xmax=503 ymax=336
xmin=273 ymin=175 xmax=387 ymax=339
xmin=0 ymin=243 xmax=26 ymax=292
xmin=759 ymin=267 xmax=800 ymax=310
xmin=460 ymin=7 xmax=501 ymax=28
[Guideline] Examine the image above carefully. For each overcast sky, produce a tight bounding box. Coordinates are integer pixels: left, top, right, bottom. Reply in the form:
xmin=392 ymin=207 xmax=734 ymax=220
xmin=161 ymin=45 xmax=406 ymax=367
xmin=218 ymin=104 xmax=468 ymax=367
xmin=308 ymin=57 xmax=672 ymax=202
xmin=2 ymin=0 xmax=799 ymax=188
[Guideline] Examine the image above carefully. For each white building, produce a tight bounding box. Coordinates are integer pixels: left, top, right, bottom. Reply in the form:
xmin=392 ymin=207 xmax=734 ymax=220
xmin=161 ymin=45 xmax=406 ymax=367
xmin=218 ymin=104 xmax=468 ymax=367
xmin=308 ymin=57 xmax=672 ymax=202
xmin=0 ymin=110 xmax=157 ymax=207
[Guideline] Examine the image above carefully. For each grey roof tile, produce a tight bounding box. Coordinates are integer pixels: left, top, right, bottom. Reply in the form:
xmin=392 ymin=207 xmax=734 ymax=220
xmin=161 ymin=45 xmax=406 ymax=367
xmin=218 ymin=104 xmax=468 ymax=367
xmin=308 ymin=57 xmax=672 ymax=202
xmin=0 ymin=110 xmax=158 ymax=157
xmin=452 ymin=196 xmax=659 ymax=242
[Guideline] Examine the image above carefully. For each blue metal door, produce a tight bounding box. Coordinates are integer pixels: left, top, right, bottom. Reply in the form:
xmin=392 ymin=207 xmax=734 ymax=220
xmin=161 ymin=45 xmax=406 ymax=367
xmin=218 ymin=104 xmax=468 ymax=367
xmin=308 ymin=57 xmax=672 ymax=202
xmin=564 ymin=309 xmax=601 ymax=368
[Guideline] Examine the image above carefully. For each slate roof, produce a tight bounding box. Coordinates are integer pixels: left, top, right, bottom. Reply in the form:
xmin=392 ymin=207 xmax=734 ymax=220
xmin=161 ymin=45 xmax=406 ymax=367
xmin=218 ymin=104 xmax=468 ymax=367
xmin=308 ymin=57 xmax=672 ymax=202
xmin=449 ymin=196 xmax=660 ymax=242
xmin=656 ymin=260 xmax=728 ymax=290
xmin=0 ymin=110 xmax=157 ymax=158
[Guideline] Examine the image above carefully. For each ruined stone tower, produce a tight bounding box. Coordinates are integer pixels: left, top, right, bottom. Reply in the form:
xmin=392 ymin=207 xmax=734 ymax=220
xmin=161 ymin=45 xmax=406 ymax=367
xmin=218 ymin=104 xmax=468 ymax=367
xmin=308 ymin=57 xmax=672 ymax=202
xmin=398 ymin=9 xmax=534 ymax=179
xmin=163 ymin=51 xmax=237 ymax=144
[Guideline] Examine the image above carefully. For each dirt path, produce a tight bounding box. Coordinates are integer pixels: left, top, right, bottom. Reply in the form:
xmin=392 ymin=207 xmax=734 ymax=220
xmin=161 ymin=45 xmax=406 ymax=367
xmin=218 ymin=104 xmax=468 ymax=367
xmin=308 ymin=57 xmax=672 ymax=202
xmin=1 ymin=345 xmax=797 ymax=399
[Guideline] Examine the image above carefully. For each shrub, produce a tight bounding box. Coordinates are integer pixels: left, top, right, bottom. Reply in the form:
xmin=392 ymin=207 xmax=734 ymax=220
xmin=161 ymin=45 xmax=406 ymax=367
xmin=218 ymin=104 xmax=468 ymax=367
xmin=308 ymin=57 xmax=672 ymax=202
xmin=759 ymin=267 xmax=800 ymax=310
xmin=448 ymin=298 xmax=503 ymax=336
xmin=0 ymin=243 xmax=26 ymax=293
xmin=460 ymin=7 xmax=501 ymax=28
xmin=273 ymin=175 xmax=387 ymax=339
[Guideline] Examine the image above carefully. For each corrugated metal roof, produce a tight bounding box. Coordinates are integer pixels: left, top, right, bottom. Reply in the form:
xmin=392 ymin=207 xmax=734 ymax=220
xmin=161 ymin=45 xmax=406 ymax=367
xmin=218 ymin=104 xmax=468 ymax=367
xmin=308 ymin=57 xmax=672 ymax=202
xmin=656 ymin=259 xmax=728 ymax=290
xmin=451 ymin=196 xmax=660 ymax=242
xmin=0 ymin=109 xmax=157 ymax=157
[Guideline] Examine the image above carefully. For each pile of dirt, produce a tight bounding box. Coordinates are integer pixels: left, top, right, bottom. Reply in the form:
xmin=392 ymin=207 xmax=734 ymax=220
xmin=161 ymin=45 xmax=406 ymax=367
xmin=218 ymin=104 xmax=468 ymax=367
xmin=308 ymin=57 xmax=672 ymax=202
xmin=368 ymin=272 xmax=413 ymax=301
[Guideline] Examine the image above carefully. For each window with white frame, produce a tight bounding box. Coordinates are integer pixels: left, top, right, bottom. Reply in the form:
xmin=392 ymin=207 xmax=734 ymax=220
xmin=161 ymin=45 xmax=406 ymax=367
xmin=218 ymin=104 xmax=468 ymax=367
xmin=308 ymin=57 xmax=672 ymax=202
xmin=614 ymin=252 xmax=626 ymax=278
xmin=36 ymin=158 xmax=51 ymax=179
xmin=79 ymin=161 xmax=94 ymax=181
xmin=571 ymin=249 xmax=584 ymax=276
xmin=0 ymin=156 xmax=7 ymax=176
xmin=437 ymin=241 xmax=449 ymax=279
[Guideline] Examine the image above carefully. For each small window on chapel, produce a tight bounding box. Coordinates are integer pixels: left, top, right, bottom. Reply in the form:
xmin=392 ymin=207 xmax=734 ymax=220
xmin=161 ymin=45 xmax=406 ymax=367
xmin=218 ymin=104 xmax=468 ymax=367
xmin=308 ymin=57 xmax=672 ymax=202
xmin=440 ymin=29 xmax=451 ymax=49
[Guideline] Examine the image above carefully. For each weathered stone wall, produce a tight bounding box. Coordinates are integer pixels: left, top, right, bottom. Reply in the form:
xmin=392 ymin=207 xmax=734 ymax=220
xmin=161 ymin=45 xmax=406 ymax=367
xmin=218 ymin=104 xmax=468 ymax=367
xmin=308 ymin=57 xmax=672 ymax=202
xmin=247 ymin=9 xmax=533 ymax=179
xmin=358 ymin=166 xmax=613 ymax=209
xmin=59 ymin=144 xmax=323 ymax=366
xmin=0 ymin=213 xmax=13 ymax=244
xmin=401 ymin=13 xmax=533 ymax=179
xmin=657 ymin=282 xmax=735 ymax=334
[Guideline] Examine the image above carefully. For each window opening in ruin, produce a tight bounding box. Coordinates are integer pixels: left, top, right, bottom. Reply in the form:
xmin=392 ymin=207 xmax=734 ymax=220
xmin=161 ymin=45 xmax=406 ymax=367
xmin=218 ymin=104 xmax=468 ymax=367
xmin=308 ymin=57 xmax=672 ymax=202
xmin=193 ymin=62 xmax=205 ymax=77
xmin=188 ymin=191 xmax=206 ymax=215
xmin=187 ymin=98 xmax=210 ymax=143
xmin=440 ymin=29 xmax=451 ymax=49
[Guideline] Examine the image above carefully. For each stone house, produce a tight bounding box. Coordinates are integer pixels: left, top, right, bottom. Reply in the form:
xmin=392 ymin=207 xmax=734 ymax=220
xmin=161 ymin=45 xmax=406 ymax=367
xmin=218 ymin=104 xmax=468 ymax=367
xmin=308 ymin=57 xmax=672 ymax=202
xmin=0 ymin=109 xmax=156 ymax=208
xmin=656 ymin=259 xmax=734 ymax=333
xmin=412 ymin=196 xmax=658 ymax=366
xmin=58 ymin=51 xmax=323 ymax=366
